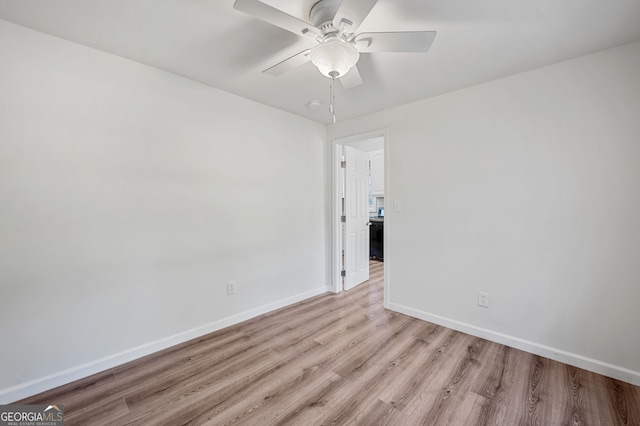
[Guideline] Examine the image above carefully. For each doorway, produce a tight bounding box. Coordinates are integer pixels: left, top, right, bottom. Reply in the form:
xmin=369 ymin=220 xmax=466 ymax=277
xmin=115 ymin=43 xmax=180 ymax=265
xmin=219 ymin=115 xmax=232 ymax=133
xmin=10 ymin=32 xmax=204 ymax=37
xmin=331 ymin=130 xmax=388 ymax=307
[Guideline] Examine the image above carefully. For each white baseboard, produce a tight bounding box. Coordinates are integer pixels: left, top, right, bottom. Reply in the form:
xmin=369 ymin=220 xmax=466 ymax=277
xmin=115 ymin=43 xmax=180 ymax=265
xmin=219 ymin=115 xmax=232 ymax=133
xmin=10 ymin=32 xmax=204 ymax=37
xmin=0 ymin=286 xmax=329 ymax=404
xmin=388 ymin=302 xmax=640 ymax=387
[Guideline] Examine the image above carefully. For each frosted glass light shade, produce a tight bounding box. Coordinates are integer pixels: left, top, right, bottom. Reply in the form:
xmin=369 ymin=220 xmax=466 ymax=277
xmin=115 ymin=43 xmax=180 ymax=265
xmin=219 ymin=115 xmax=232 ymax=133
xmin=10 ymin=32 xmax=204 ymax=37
xmin=310 ymin=38 xmax=360 ymax=78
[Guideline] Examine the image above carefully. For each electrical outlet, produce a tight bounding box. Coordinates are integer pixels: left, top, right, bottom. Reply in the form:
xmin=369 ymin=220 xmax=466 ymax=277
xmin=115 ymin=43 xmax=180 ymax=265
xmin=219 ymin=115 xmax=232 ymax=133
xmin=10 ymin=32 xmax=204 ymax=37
xmin=478 ymin=291 xmax=489 ymax=308
xmin=227 ymin=281 xmax=236 ymax=296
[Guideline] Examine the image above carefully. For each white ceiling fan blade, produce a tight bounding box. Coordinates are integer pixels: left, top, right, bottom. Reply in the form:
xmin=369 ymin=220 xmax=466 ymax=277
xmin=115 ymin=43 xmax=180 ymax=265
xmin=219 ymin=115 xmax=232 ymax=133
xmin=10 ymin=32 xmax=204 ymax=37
xmin=356 ymin=31 xmax=437 ymax=53
xmin=263 ymin=49 xmax=311 ymax=76
xmin=339 ymin=65 xmax=363 ymax=89
xmin=234 ymin=0 xmax=317 ymax=38
xmin=333 ymin=0 xmax=379 ymax=33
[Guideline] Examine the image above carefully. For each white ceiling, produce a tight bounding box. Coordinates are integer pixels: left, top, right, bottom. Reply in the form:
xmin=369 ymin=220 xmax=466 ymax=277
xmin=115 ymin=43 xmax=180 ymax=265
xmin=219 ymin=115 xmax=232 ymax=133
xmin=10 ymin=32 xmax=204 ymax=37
xmin=1 ymin=0 xmax=640 ymax=124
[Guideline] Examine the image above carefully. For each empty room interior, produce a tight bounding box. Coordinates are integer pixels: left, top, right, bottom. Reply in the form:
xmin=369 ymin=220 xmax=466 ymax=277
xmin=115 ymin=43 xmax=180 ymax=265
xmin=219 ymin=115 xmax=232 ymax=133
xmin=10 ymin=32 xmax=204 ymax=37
xmin=1 ymin=0 xmax=640 ymax=424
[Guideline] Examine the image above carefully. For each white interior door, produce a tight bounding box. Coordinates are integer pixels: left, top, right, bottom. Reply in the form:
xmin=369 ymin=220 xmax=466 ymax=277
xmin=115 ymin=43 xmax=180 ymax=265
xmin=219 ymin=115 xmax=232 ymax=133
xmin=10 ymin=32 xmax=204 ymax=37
xmin=344 ymin=145 xmax=370 ymax=291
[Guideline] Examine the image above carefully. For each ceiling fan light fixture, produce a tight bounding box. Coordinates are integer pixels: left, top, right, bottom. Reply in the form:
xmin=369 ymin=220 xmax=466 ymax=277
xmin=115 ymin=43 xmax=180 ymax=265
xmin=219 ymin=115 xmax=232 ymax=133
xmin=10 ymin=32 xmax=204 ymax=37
xmin=310 ymin=37 xmax=360 ymax=78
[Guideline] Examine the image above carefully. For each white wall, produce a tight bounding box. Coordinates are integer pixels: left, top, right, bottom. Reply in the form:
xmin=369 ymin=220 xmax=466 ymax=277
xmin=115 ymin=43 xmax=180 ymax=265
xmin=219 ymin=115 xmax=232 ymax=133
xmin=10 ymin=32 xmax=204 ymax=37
xmin=0 ymin=19 xmax=327 ymax=401
xmin=329 ymin=40 xmax=640 ymax=385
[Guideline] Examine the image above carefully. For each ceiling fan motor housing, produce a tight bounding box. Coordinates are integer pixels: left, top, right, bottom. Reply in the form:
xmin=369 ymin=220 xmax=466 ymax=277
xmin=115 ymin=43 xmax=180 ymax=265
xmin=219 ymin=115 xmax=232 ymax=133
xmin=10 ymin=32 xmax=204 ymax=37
xmin=310 ymin=0 xmax=342 ymax=33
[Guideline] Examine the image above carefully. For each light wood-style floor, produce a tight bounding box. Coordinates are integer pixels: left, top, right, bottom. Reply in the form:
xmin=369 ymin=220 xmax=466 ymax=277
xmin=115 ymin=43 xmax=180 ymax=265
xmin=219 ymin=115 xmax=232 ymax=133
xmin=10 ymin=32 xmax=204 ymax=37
xmin=19 ymin=260 xmax=640 ymax=425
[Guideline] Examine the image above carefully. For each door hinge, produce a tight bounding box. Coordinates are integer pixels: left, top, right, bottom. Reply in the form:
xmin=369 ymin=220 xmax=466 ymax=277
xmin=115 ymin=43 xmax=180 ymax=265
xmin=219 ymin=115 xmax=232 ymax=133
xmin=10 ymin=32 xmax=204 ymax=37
xmin=341 ymin=270 xmax=346 ymax=277
xmin=341 ymin=215 xmax=346 ymax=223
xmin=340 ymin=161 xmax=346 ymax=168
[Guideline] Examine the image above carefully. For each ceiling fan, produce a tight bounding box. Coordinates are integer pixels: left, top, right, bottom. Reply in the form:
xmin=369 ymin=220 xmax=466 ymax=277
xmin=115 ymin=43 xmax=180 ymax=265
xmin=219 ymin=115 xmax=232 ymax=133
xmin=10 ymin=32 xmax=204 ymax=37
xmin=233 ymin=0 xmax=437 ymax=89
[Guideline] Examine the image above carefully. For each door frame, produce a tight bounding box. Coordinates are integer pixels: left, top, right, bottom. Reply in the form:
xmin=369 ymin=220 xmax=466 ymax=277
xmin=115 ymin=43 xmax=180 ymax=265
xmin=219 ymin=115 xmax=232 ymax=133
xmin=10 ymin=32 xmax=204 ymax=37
xmin=331 ymin=129 xmax=389 ymax=309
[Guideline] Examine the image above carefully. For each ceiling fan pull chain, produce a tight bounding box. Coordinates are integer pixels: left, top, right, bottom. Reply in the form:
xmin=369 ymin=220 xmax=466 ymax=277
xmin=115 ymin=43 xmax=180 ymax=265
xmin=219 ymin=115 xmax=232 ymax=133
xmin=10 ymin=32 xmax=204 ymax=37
xmin=330 ymin=75 xmax=336 ymax=124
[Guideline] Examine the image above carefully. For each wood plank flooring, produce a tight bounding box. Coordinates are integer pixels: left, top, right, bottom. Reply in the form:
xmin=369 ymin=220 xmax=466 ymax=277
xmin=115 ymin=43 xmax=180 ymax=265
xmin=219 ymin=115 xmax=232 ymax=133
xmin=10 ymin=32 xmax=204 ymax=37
xmin=18 ymin=260 xmax=640 ymax=425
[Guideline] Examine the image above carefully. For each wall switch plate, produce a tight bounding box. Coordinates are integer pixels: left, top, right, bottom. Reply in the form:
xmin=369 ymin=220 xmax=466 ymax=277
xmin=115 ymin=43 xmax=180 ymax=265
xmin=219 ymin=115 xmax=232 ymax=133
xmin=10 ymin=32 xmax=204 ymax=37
xmin=227 ymin=281 xmax=236 ymax=296
xmin=394 ymin=199 xmax=402 ymax=212
xmin=478 ymin=291 xmax=489 ymax=308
